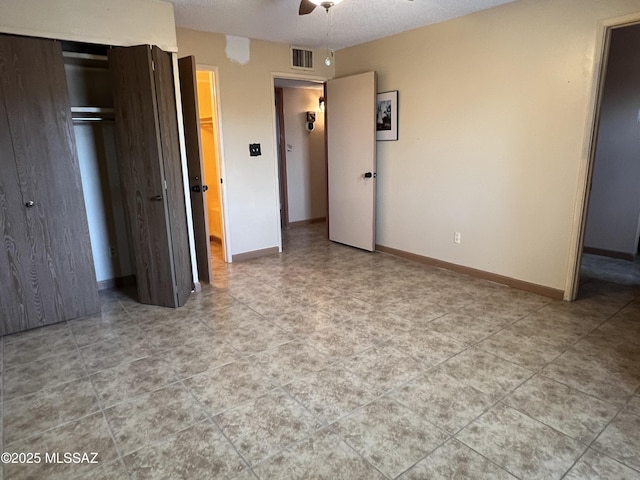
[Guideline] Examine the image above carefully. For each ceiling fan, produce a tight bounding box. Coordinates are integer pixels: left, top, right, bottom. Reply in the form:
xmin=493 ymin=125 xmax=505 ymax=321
xmin=298 ymin=0 xmax=344 ymax=15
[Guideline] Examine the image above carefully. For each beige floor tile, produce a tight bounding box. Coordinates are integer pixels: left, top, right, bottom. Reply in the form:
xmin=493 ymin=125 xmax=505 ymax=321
xmin=437 ymin=348 xmax=533 ymax=400
xmin=215 ymin=389 xmax=322 ymax=465
xmin=510 ymin=311 xmax=600 ymax=349
xmin=456 ymin=405 xmax=586 ymax=480
xmin=627 ymin=394 xmax=640 ymax=416
xmin=2 ymin=225 xmax=639 ymax=480
xmin=4 ymin=350 xmax=88 ymax=400
xmin=79 ymin=334 xmax=156 ymax=374
xmin=594 ymin=410 xmax=640 ymax=471
xmin=3 ymin=378 xmax=99 ymax=445
xmin=342 ymin=344 xmax=424 ymax=392
xmin=337 ymin=396 xmax=449 ymax=479
xmin=104 ymin=382 xmax=207 ymax=455
xmin=4 ymin=412 xmax=118 ymax=480
xmin=564 ymin=448 xmax=640 ymax=480
xmin=72 ymin=459 xmax=131 ymax=480
xmin=284 ymin=365 xmax=378 ymax=424
xmin=393 ymin=369 xmax=495 ymax=434
xmin=379 ymin=298 xmax=449 ymax=325
xmin=306 ymin=322 xmax=376 ymax=358
xmin=269 ymin=306 xmax=333 ymax=335
xmin=477 ymin=327 xmax=565 ymax=370
xmin=505 ymin=374 xmax=618 ymax=443
xmin=184 ymin=360 xmax=276 ymax=415
xmin=541 ymin=348 xmax=639 ymax=407
xmin=90 ymin=356 xmax=178 ymax=408
xmin=457 ymin=403 xmax=586 ymax=479
xmin=253 ymin=429 xmax=385 ymax=480
xmin=250 ymin=341 xmax=330 ymax=386
xmin=69 ymin=315 xmax=140 ymax=348
xmin=428 ymin=313 xmax=505 ymax=346
xmin=387 ymin=328 xmax=466 ymax=367
xmin=397 ymin=439 xmax=517 ymax=479
xmin=162 ymin=336 xmax=240 ymax=378
xmin=124 ymin=421 xmax=247 ymax=480
xmin=214 ymin=319 xmax=292 ymax=354
xmin=3 ymin=325 xmax=77 ymax=366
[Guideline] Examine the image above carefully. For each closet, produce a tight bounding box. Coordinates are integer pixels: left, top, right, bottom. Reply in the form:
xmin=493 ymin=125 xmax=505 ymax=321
xmin=0 ymin=35 xmax=101 ymax=335
xmin=0 ymin=34 xmax=192 ymax=335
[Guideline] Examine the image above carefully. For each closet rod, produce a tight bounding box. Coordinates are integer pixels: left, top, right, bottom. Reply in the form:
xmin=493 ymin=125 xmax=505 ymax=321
xmin=72 ymin=117 xmax=115 ymax=123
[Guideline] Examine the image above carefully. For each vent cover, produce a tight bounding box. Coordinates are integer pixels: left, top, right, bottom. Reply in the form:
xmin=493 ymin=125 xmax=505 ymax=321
xmin=291 ymin=47 xmax=313 ymax=70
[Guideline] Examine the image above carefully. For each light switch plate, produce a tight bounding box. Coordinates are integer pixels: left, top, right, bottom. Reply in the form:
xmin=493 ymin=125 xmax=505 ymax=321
xmin=249 ymin=143 xmax=261 ymax=156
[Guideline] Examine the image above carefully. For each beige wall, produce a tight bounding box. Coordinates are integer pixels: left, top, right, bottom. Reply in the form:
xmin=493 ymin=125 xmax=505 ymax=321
xmin=335 ymin=0 xmax=640 ymax=294
xmin=282 ymin=87 xmax=327 ymax=223
xmin=176 ymin=28 xmax=332 ymax=255
xmin=0 ymin=0 xmax=177 ymax=51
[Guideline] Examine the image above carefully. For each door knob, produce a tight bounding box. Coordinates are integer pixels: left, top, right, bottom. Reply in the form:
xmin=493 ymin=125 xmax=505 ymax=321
xmin=202 ymin=185 xmax=209 ymax=192
xmin=25 ymin=200 xmax=35 ymax=208
xmin=152 ymin=195 xmax=163 ymax=201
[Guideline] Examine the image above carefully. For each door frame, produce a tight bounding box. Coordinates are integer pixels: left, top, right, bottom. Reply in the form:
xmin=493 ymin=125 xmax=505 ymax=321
xmin=270 ymin=71 xmax=329 ymax=249
xmin=564 ymin=13 xmax=640 ymax=300
xmin=275 ymin=87 xmax=290 ymax=229
xmin=197 ymin=64 xmax=232 ymax=263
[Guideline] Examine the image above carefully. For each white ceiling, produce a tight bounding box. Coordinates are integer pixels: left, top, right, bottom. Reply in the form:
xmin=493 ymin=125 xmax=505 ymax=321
xmin=168 ymin=0 xmax=521 ymax=50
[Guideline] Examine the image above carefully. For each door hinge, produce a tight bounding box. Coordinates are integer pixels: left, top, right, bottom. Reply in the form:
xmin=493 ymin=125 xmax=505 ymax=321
xmin=152 ymin=60 xmax=155 ymax=71
xmin=164 ymin=180 xmax=168 ymax=190
xmin=220 ymin=178 xmax=223 ymax=184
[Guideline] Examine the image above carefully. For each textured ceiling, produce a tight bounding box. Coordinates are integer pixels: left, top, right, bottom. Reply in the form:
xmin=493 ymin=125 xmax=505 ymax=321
xmin=168 ymin=0 xmax=520 ymax=50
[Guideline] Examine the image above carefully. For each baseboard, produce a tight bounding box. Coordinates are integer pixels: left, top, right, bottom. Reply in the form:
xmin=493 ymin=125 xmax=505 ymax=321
xmin=289 ymin=217 xmax=326 ymax=228
xmin=97 ymin=275 xmax=136 ymax=291
xmin=232 ymin=246 xmax=279 ymax=262
xmin=193 ymin=281 xmax=202 ymax=293
xmin=583 ymin=246 xmax=635 ymax=261
xmin=375 ymin=244 xmax=564 ymax=300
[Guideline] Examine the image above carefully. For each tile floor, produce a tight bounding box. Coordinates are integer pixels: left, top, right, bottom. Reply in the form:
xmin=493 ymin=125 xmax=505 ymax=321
xmin=2 ymin=224 xmax=640 ymax=479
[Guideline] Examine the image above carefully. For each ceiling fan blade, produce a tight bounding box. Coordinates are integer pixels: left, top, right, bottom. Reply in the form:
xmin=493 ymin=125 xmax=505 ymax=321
xmin=299 ymin=0 xmax=317 ymax=15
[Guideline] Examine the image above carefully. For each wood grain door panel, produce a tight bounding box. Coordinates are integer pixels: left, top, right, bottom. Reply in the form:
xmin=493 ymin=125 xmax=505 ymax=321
xmin=152 ymin=47 xmax=192 ymax=307
xmin=0 ymin=35 xmax=100 ymax=334
xmin=178 ymin=55 xmax=211 ymax=285
xmin=109 ymin=45 xmax=176 ymax=307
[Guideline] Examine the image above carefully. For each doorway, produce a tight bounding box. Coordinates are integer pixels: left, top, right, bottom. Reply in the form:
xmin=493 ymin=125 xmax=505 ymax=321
xmin=196 ymin=69 xmax=228 ymax=263
xmin=273 ymin=77 xmax=328 ymax=239
xmin=574 ymin=21 xmax=640 ymax=295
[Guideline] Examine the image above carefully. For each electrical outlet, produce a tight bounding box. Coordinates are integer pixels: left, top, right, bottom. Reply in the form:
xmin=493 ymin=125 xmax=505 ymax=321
xmin=454 ymin=232 xmax=461 ymax=244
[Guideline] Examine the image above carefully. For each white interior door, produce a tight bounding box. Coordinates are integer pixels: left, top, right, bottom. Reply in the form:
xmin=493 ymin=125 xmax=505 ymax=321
xmin=327 ymin=71 xmax=377 ymax=251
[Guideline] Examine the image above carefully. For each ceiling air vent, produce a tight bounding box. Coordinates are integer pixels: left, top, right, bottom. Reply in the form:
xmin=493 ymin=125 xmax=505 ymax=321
xmin=291 ymin=47 xmax=313 ymax=70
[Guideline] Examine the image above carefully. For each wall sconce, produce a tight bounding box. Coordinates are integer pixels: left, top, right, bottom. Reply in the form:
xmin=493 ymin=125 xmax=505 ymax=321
xmin=319 ymin=96 xmax=325 ymax=112
xmin=306 ymin=111 xmax=316 ymax=131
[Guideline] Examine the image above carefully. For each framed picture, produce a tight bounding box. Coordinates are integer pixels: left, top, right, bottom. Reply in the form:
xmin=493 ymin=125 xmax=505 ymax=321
xmin=376 ymin=90 xmax=398 ymax=141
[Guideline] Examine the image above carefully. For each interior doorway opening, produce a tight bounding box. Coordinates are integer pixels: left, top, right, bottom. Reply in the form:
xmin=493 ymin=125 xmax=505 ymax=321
xmin=273 ymin=77 xmax=328 ymax=240
xmin=573 ymin=20 xmax=640 ymax=296
xmin=196 ymin=69 xmax=227 ymax=263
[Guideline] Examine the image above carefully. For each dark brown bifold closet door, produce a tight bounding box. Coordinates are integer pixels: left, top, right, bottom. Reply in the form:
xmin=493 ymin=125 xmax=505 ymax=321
xmin=178 ymin=55 xmax=211 ymax=284
xmin=108 ymin=45 xmax=192 ymax=308
xmin=0 ymin=34 xmax=100 ymax=335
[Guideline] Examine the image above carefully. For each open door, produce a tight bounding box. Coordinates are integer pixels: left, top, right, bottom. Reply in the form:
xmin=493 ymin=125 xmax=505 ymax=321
xmin=109 ymin=45 xmax=192 ymax=308
xmin=178 ymin=56 xmax=212 ymax=283
xmin=327 ymin=71 xmax=377 ymax=251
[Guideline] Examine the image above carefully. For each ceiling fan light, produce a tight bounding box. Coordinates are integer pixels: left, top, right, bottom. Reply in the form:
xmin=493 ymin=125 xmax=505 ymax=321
xmin=309 ymin=0 xmax=344 ymax=6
